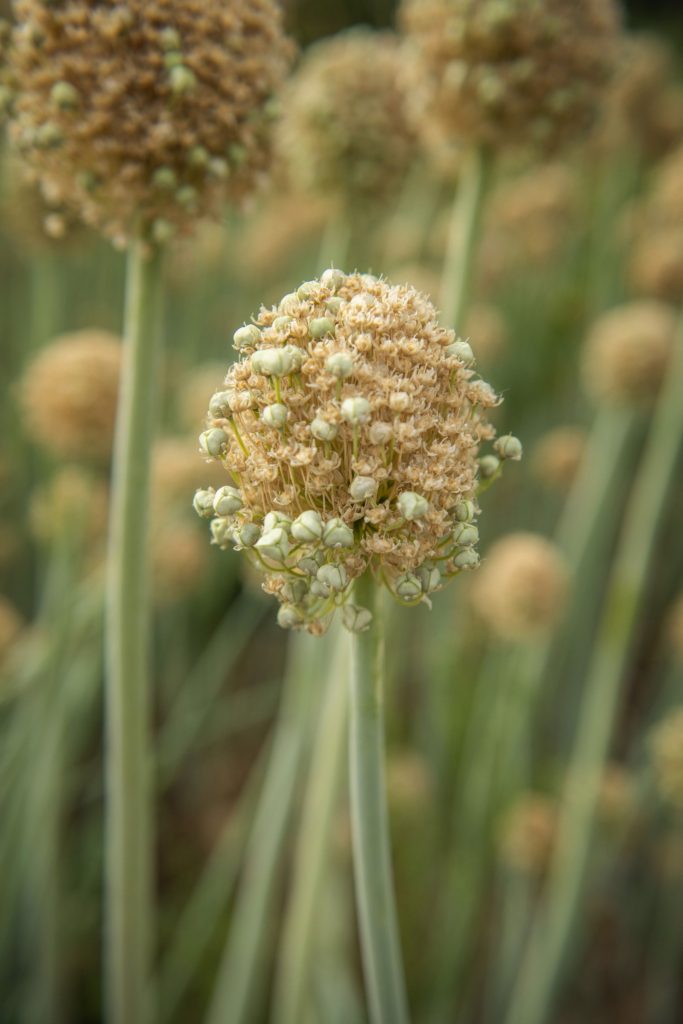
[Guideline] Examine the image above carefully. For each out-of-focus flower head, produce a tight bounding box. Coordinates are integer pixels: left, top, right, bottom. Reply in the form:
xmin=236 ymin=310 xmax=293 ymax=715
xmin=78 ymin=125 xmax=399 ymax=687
xmin=650 ymin=707 xmax=683 ymax=813
xmin=471 ymin=531 xmax=568 ymax=640
xmin=19 ymin=329 xmax=122 ymax=462
xmin=6 ymin=0 xmax=295 ymax=245
xmin=499 ymin=792 xmax=558 ymax=876
xmin=532 ymin=426 xmax=586 ymax=493
xmin=193 ymin=269 xmax=519 ymax=633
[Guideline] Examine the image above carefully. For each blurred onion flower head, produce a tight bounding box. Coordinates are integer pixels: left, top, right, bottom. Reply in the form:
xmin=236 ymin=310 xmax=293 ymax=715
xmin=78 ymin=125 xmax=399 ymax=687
xmin=582 ymin=300 xmax=677 ymax=406
xmin=630 ymin=145 xmax=683 ymax=302
xmin=499 ymin=793 xmax=557 ymax=877
xmin=277 ymin=29 xmax=418 ymax=211
xmin=19 ymin=329 xmax=121 ymax=462
xmin=650 ymin=707 xmax=683 ymax=812
xmin=29 ymin=466 xmax=109 ymax=551
xmin=471 ymin=532 xmax=568 ymax=640
xmin=532 ymin=426 xmax=586 ymax=493
xmin=194 ymin=270 xmax=520 ymax=633
xmin=399 ymin=0 xmax=621 ymax=153
xmin=6 ymin=0 xmax=294 ymax=245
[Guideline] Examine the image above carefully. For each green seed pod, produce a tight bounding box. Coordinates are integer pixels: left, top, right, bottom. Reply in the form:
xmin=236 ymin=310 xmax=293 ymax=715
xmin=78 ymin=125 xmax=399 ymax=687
xmin=317 ymin=563 xmax=348 ymax=592
xmin=309 ymin=317 xmax=335 ymax=339
xmin=325 ymin=352 xmax=354 ymax=378
xmin=395 ymin=572 xmax=422 ymax=600
xmin=311 ymin=417 xmax=338 ymax=442
xmin=277 ymin=604 xmax=305 ymax=629
xmin=323 ymin=518 xmax=354 ymax=548
xmin=454 ymin=499 xmax=476 ymax=522
xmin=169 ymin=64 xmax=197 ymax=95
xmin=417 ymin=564 xmax=441 ymax=593
xmin=251 ymin=347 xmax=296 ymax=377
xmin=273 ymin=315 xmax=293 ymax=332
xmin=213 ymin=485 xmax=243 ymax=516
xmin=263 ymin=511 xmax=292 ymax=533
xmin=291 ymin=510 xmax=324 ymax=543
xmin=349 ymin=476 xmax=378 ymax=501
xmin=256 ymin=526 xmax=290 ymax=562
xmin=341 ymin=396 xmax=371 ymax=425
xmin=193 ymin=487 xmax=216 ymax=519
xmin=479 ymin=454 xmax=501 ymax=479
xmin=397 ymin=491 xmax=429 ymax=520
xmin=238 ymin=522 xmax=261 ymax=547
xmin=446 ymin=339 xmax=475 ymax=366
xmin=262 ymin=403 xmax=288 ymax=429
xmin=199 ymin=427 xmax=228 ymax=457
xmin=453 ymin=548 xmax=480 ymax=570
xmin=50 ymin=81 xmax=80 ymax=110
xmin=208 ymin=390 xmax=232 ymax=418
xmin=233 ymin=324 xmax=261 ymax=350
xmin=342 ymin=603 xmax=373 ymax=632
xmin=321 ymin=268 xmax=346 ymax=291
xmin=210 ymin=517 xmax=236 ymax=547
xmin=494 ymin=435 xmax=523 ymax=461
xmin=452 ymin=522 xmax=479 ymax=547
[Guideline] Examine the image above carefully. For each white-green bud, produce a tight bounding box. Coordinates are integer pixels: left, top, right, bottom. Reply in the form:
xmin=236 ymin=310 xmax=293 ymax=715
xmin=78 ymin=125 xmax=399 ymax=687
xmin=256 ymin=527 xmax=290 ymax=563
xmin=479 ymin=454 xmax=501 ymax=479
xmin=494 ymin=434 xmax=523 ymax=461
xmin=262 ymin=403 xmax=288 ymax=429
xmin=321 ymin=268 xmax=346 ymax=291
xmin=51 ymin=80 xmax=80 ymax=109
xmin=349 ymin=476 xmax=378 ymax=502
xmin=160 ymin=27 xmax=181 ymax=50
xmin=210 ymin=518 xmax=236 ymax=547
xmin=369 ymin=422 xmax=393 ymax=445
xmin=298 ymin=553 xmax=324 ymax=575
xmin=283 ymin=344 xmax=304 ymax=372
xmin=342 ymin=604 xmax=373 ymax=633
xmin=282 ymin=579 xmax=309 ymax=604
xmin=397 ymin=491 xmax=429 ymax=520
xmin=310 ymin=580 xmax=330 ymax=597
xmin=454 ymin=499 xmax=476 ymax=522
xmin=311 ymin=417 xmax=338 ymax=442
xmin=446 ymin=339 xmax=475 ymax=366
xmin=279 ymin=292 xmax=300 ymax=314
xmin=452 ymin=523 xmax=479 ymax=547
xmin=453 ymin=548 xmax=480 ymax=569
xmin=277 ymin=604 xmax=305 ymax=630
xmin=317 ymin=563 xmax=348 ymax=592
xmin=193 ymin=488 xmax=215 ymax=519
xmin=233 ymin=324 xmax=261 ymax=350
xmin=199 ymin=428 xmax=228 ymax=457
xmin=251 ymin=347 xmax=295 ymax=377
xmin=263 ymin=512 xmax=292 ymax=533
xmin=208 ymin=157 xmax=229 ymax=179
xmin=238 ymin=523 xmax=261 ymax=547
xmin=169 ymin=64 xmax=197 ymax=95
xmin=208 ymin=391 xmax=232 ymax=418
xmin=417 ymin=565 xmax=441 ymax=593
xmin=341 ymin=396 xmax=371 ymax=425
xmin=297 ymin=280 xmax=319 ymax=299
xmin=395 ymin=573 xmax=423 ymax=600
xmin=213 ymin=485 xmax=243 ymax=517
xmin=326 ymin=352 xmax=354 ymax=379
xmin=273 ymin=315 xmax=293 ymax=332
xmin=309 ymin=317 xmax=335 ymax=339
xmin=389 ymin=391 xmax=410 ymax=412
xmin=323 ymin=518 xmax=354 ymax=548
xmin=325 ymin=297 xmax=344 ymax=314
xmin=291 ymin=510 xmax=324 ymax=543
xmin=188 ymin=145 xmax=209 ymax=168
xmin=152 ymin=166 xmax=177 ymax=190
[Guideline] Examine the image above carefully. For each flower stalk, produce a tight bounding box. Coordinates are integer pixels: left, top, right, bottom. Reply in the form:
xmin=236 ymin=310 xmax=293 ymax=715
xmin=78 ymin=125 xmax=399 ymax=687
xmin=349 ymin=572 xmax=409 ymax=1024
xmin=104 ymin=238 xmax=164 ymax=1024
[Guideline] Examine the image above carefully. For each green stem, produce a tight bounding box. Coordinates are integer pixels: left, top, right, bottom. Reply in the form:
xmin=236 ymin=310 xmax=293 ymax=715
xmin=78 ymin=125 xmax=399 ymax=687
xmin=439 ymin=146 xmax=493 ymax=329
xmin=505 ymin=312 xmax=683 ymax=1024
xmin=272 ymin=626 xmax=349 ymax=1024
xmin=104 ymin=239 xmax=165 ymax=1024
xmin=205 ymin=630 xmax=326 ymax=1024
xmin=349 ymin=574 xmax=409 ymax=1024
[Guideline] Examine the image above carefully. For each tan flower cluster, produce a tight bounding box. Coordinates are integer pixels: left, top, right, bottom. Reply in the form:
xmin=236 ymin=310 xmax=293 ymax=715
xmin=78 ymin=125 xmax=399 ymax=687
xmin=2 ymin=156 xmax=84 ymax=250
xmin=19 ymin=329 xmax=122 ymax=462
xmin=0 ymin=595 xmax=25 ymax=669
xmin=276 ymin=29 xmax=418 ymax=210
xmin=7 ymin=0 xmax=294 ymax=245
xmin=29 ymin=466 xmax=109 ymax=550
xmin=630 ymin=145 xmax=683 ymax=302
xmin=532 ymin=426 xmax=586 ymax=493
xmin=471 ymin=532 xmax=568 ymax=640
xmin=582 ymin=300 xmax=677 ymax=406
xmin=596 ymin=34 xmax=683 ymax=160
xmin=499 ymin=793 xmax=557 ymax=876
xmin=650 ymin=707 xmax=683 ymax=812
xmin=194 ymin=270 xmax=518 ymax=632
xmin=399 ymin=0 xmax=621 ymax=154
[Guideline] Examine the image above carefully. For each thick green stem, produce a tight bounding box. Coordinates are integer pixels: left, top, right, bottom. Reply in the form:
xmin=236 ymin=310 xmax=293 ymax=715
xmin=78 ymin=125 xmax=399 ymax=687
xmin=439 ymin=146 xmax=493 ymax=329
xmin=104 ymin=239 xmax=164 ymax=1024
xmin=272 ymin=627 xmax=349 ymax=1024
xmin=205 ymin=630 xmax=326 ymax=1024
xmin=505 ymin=312 xmax=683 ymax=1024
xmin=349 ymin=575 xmax=409 ymax=1024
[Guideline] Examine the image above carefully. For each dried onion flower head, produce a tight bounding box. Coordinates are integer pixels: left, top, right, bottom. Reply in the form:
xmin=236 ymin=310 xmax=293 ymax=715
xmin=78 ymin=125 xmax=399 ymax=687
xmin=650 ymin=707 xmax=683 ymax=812
xmin=532 ymin=426 xmax=586 ymax=493
xmin=276 ymin=29 xmax=418 ymax=211
xmin=194 ymin=269 xmax=519 ymax=633
xmin=582 ymin=301 xmax=677 ymax=407
xmin=0 ymin=595 xmax=25 ymax=669
xmin=7 ymin=0 xmax=295 ymax=245
xmin=19 ymin=329 xmax=122 ymax=461
xmin=399 ymin=0 xmax=621 ymax=154
xmin=630 ymin=145 xmax=683 ymax=302
xmin=499 ymin=793 xmax=557 ymax=876
xmin=471 ymin=532 xmax=568 ymax=640
xmin=29 ymin=466 xmax=109 ymax=549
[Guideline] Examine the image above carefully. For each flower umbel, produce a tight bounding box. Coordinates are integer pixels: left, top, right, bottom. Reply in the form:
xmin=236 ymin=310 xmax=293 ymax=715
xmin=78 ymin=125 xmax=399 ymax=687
xmin=194 ymin=271 xmax=517 ymax=632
